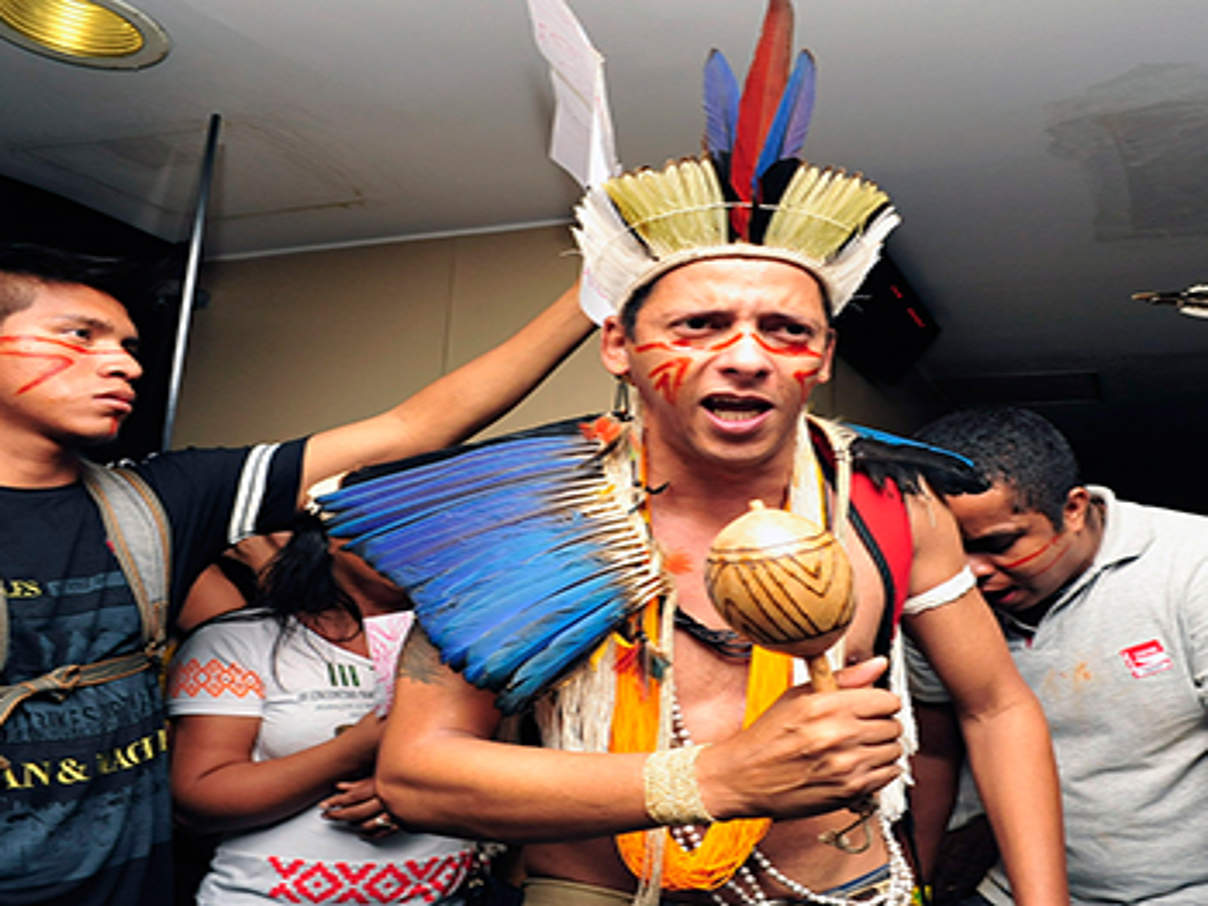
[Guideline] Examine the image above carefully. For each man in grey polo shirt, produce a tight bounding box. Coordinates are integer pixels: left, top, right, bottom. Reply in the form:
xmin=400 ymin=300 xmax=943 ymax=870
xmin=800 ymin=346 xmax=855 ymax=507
xmin=911 ymin=406 xmax=1208 ymax=905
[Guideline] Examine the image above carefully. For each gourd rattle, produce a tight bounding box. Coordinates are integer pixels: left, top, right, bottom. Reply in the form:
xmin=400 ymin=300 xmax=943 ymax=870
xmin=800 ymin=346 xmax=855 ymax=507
xmin=704 ymin=499 xmax=875 ymax=853
xmin=704 ymin=500 xmax=853 ymax=691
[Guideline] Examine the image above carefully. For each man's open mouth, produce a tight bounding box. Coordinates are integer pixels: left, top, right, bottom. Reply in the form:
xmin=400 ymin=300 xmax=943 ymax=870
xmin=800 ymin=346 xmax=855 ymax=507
xmin=701 ymin=394 xmax=773 ymax=422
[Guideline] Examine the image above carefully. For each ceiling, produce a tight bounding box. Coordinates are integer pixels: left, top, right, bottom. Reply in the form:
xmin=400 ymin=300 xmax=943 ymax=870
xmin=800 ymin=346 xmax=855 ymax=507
xmin=3 ymin=0 xmax=1208 ymax=507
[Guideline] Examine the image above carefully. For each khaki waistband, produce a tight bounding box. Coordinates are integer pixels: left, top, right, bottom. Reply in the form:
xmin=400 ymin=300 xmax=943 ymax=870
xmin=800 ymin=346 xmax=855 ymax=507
xmin=522 ymin=877 xmax=633 ymax=905
xmin=522 ymin=866 xmax=892 ymax=905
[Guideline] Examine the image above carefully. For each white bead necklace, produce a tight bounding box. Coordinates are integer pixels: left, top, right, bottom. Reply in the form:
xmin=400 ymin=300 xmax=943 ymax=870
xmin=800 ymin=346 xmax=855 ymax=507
xmin=668 ymin=698 xmax=914 ymax=906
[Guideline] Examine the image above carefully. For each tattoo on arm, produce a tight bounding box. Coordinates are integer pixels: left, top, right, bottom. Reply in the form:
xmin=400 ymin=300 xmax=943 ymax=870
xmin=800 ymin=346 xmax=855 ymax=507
xmin=396 ymin=623 xmax=443 ymax=685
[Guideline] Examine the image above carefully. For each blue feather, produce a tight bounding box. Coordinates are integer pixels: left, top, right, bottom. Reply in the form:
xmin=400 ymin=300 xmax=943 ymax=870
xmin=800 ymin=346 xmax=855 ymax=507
xmin=703 ymin=49 xmax=740 ymax=155
xmin=463 ymin=575 xmax=631 ymax=686
xmin=360 ymin=505 xmax=605 ymax=591
xmin=754 ymin=49 xmax=815 ymax=182
xmin=322 ymin=437 xmax=590 ymax=524
xmin=343 ymin=478 xmax=570 ymax=558
xmin=355 ymin=497 xmax=619 ymax=600
xmin=778 ymin=49 xmax=816 ymax=161
xmin=420 ymin=552 xmax=621 ymax=665
xmin=498 ymin=601 xmax=636 ymax=714
xmin=846 ymin=422 xmax=978 ymax=470
xmin=418 ymin=534 xmax=623 ymax=607
xmin=842 ymin=422 xmax=989 ymax=495
xmin=321 ymin=415 xmax=665 ymax=713
xmin=327 ymin=454 xmax=574 ymax=522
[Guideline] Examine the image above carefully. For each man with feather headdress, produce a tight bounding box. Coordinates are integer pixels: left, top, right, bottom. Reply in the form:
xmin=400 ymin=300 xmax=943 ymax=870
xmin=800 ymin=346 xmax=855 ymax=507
xmin=320 ymin=3 xmax=1068 ymax=904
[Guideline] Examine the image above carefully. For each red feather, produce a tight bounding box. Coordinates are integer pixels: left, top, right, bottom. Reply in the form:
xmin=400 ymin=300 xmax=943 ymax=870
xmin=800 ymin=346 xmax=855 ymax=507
xmin=730 ymin=0 xmax=794 ymax=237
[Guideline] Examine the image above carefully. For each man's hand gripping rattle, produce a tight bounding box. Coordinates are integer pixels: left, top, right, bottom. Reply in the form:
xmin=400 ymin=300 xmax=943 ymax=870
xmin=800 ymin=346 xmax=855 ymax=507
xmin=705 ymin=500 xmax=877 ymax=853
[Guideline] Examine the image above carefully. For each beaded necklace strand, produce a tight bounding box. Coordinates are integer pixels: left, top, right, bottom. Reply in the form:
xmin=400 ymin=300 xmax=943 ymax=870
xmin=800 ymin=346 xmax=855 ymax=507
xmin=668 ymin=698 xmax=914 ymax=906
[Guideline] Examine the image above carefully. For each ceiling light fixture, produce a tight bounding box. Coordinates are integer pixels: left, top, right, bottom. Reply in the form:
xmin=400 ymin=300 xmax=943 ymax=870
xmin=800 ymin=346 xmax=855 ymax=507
xmin=0 ymin=0 xmax=169 ymax=69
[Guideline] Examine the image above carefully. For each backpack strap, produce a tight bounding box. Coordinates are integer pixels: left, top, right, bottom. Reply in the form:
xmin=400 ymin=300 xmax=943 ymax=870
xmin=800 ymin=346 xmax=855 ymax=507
xmin=0 ymin=460 xmax=172 ymax=727
xmin=78 ymin=460 xmax=172 ymax=658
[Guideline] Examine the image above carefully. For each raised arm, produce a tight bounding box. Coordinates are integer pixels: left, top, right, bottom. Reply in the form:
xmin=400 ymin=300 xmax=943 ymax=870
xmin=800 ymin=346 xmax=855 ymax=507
xmin=377 ymin=625 xmax=904 ymax=842
xmin=903 ymin=492 xmax=1068 ymax=906
xmin=299 ymin=284 xmax=593 ymax=503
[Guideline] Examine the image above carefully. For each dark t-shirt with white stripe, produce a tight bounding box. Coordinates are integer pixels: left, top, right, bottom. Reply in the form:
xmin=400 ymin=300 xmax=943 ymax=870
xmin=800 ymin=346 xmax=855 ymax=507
xmin=0 ymin=440 xmax=305 ymax=905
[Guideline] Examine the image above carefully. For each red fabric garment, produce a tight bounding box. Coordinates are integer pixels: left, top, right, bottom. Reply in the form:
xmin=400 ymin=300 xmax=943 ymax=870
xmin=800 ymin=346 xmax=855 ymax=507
xmin=808 ymin=422 xmax=913 ymax=628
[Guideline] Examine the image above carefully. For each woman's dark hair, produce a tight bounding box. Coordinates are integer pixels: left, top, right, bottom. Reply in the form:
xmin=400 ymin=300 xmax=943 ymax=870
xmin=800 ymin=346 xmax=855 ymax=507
xmin=190 ymin=514 xmax=363 ymax=686
xmin=254 ymin=511 xmax=361 ymax=634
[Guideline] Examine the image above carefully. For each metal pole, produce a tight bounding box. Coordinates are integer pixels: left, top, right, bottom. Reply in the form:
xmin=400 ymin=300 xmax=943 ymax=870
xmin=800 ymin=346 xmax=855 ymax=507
xmin=161 ymin=112 xmax=221 ymax=450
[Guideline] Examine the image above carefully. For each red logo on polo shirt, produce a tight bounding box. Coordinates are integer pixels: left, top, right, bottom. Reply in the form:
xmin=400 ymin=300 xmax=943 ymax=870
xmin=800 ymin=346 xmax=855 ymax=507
xmin=1119 ymin=639 xmax=1173 ymax=678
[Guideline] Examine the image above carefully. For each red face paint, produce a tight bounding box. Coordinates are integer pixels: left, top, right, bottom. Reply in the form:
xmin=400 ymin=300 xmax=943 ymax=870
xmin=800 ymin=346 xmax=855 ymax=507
xmin=0 ymin=335 xmax=89 ymax=395
xmin=999 ymin=532 xmax=1070 ymax=575
xmin=707 ymin=333 xmax=743 ymax=352
xmin=792 ymin=366 xmax=823 ymax=389
xmin=752 ymin=334 xmax=823 ymax=359
xmin=634 ymin=341 xmax=697 ymax=404
xmin=647 ymin=357 xmax=692 ymax=405
xmin=633 ymin=341 xmax=676 ymax=354
xmin=634 ymin=330 xmax=828 ymax=403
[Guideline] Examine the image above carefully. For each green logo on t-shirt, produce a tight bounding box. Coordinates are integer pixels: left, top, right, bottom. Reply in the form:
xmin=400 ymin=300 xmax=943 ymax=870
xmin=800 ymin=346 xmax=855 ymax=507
xmin=325 ymin=662 xmax=361 ymax=688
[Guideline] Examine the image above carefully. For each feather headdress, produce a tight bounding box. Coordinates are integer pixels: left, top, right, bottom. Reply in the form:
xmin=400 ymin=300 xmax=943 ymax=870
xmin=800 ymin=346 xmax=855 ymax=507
xmin=573 ymin=0 xmax=898 ymax=319
xmin=319 ymin=416 xmax=666 ymax=714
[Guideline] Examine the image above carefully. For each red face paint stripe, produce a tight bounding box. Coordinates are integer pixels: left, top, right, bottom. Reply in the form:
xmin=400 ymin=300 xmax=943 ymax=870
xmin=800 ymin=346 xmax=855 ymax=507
xmin=752 ymin=334 xmax=822 ymax=358
xmin=1025 ymin=540 xmax=1071 ymax=578
xmin=2 ymin=334 xmax=137 ymax=397
xmin=1 ymin=350 xmax=75 ymax=394
xmin=648 ymin=358 xmax=691 ymax=404
xmin=792 ymin=366 xmax=822 ymax=388
xmin=0 ymin=335 xmax=89 ymax=355
xmin=708 ymin=333 xmax=743 ymax=351
xmin=633 ymin=341 xmax=676 ymax=353
xmin=1000 ymin=532 xmax=1066 ymax=570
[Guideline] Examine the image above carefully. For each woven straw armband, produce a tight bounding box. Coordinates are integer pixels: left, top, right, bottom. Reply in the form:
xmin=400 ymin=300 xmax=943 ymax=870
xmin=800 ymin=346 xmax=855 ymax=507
xmin=643 ymin=743 xmax=716 ymax=826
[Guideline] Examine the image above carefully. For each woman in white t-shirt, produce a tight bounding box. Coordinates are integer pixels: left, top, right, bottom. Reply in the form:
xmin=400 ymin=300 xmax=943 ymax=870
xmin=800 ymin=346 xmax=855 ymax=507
xmin=168 ymin=515 xmax=473 ymax=905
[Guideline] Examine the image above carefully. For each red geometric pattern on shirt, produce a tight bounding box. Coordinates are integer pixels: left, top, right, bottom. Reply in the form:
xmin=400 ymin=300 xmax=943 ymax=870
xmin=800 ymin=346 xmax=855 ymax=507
xmin=266 ymin=851 xmax=473 ymax=902
xmin=169 ymin=657 xmax=265 ymax=699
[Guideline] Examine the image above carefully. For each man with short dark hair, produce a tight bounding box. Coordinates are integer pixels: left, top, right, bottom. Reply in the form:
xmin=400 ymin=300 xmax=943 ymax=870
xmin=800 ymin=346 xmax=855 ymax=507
xmin=0 ymin=242 xmax=592 ymax=905
xmin=914 ymin=406 xmax=1208 ymax=905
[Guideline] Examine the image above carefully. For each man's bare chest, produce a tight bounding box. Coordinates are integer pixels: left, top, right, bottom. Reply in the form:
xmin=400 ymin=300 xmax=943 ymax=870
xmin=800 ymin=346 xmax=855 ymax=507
xmin=666 ymin=532 xmax=889 ymax=739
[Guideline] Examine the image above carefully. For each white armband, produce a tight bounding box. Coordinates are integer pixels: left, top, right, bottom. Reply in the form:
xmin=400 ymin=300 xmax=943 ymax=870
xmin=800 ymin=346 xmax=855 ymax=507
xmin=902 ymin=565 xmax=975 ymax=616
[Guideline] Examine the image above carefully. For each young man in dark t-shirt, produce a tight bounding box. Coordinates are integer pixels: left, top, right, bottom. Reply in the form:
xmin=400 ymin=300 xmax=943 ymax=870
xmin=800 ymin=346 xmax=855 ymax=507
xmin=0 ymin=245 xmax=593 ymax=905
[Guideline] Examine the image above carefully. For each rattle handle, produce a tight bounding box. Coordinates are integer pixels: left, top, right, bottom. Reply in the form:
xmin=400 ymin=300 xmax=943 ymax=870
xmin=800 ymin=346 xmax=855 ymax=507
xmin=808 ymin=654 xmax=838 ymax=693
